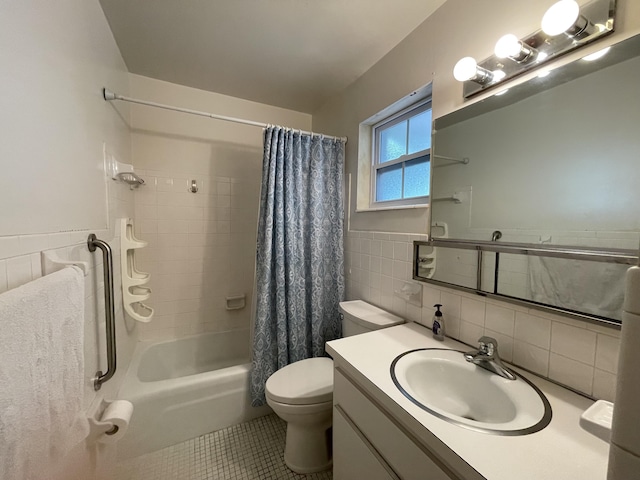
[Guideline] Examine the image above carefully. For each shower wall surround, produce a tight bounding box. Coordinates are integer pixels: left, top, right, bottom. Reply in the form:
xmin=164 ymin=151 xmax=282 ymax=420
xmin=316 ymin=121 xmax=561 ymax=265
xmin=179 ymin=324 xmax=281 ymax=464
xmin=344 ymin=230 xmax=620 ymax=402
xmin=128 ymin=75 xmax=312 ymax=342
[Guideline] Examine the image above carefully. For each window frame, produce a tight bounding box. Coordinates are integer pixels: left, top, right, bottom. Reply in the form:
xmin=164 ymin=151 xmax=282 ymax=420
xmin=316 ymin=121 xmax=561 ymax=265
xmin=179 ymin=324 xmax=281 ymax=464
xmin=370 ymin=98 xmax=432 ymax=208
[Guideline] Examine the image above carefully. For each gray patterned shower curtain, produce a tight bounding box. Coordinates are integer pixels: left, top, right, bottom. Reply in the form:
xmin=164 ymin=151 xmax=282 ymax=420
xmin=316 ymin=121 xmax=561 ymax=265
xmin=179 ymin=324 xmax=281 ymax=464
xmin=250 ymin=126 xmax=345 ymax=406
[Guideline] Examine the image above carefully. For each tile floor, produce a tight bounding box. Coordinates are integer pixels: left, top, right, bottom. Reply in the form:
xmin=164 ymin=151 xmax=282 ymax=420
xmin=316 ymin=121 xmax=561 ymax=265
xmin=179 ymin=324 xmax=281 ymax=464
xmin=113 ymin=414 xmax=333 ymax=480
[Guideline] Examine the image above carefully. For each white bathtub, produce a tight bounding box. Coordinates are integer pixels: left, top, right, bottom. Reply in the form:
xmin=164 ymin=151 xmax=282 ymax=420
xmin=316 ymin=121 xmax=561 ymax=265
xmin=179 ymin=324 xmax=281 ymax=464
xmin=116 ymin=329 xmax=271 ymax=459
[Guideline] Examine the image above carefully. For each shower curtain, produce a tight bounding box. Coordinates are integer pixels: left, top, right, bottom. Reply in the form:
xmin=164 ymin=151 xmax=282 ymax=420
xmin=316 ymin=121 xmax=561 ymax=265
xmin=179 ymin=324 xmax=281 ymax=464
xmin=250 ymin=126 xmax=345 ymax=406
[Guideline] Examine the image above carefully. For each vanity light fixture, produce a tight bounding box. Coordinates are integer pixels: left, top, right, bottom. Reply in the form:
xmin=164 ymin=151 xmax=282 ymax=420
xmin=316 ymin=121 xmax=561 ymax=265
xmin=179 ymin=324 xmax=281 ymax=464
xmin=494 ymin=34 xmax=539 ymax=63
xmin=453 ymin=57 xmax=494 ymax=84
xmin=454 ymin=0 xmax=616 ymax=98
xmin=541 ymin=0 xmax=595 ymax=39
xmin=582 ymin=46 xmax=611 ymax=61
xmin=491 ymin=70 xmax=507 ymax=82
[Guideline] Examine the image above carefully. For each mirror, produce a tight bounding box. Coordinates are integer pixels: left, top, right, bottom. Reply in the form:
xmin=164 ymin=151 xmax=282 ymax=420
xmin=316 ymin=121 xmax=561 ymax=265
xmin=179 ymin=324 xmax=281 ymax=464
xmin=423 ymin=33 xmax=640 ymax=324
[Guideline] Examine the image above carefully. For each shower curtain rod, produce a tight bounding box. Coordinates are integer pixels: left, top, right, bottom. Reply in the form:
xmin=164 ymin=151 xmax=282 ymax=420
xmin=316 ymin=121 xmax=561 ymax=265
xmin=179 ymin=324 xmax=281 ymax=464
xmin=103 ymin=88 xmax=347 ymax=143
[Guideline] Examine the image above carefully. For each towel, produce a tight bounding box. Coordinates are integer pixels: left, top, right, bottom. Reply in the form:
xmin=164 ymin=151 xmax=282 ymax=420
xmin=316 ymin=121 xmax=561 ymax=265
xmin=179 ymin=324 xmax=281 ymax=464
xmin=0 ymin=266 xmax=88 ymax=480
xmin=527 ymin=255 xmax=626 ymax=320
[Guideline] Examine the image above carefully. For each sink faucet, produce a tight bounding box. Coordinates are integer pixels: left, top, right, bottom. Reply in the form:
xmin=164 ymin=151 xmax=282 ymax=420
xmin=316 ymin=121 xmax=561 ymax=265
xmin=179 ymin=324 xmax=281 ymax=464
xmin=464 ymin=336 xmax=516 ymax=380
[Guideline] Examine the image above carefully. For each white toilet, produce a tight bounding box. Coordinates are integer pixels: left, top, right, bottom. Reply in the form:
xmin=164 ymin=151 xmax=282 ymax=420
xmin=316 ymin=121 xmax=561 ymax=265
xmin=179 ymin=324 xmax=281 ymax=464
xmin=265 ymin=300 xmax=404 ymax=473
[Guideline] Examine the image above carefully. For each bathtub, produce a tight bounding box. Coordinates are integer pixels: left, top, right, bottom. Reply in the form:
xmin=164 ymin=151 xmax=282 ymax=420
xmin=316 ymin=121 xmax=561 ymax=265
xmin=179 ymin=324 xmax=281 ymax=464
xmin=116 ymin=329 xmax=271 ymax=459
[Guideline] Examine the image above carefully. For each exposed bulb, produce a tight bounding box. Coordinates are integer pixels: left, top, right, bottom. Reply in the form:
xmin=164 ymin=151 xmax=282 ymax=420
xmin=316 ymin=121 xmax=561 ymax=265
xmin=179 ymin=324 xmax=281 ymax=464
xmin=582 ymin=46 xmax=611 ymax=61
xmin=453 ymin=57 xmax=479 ymax=81
xmin=542 ymin=0 xmax=580 ymax=36
xmin=492 ymin=70 xmax=507 ymax=82
xmin=494 ymin=34 xmax=522 ymax=59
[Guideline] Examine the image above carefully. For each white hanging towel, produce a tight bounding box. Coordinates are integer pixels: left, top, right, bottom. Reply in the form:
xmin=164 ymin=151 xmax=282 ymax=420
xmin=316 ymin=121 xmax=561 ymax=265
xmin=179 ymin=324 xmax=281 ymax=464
xmin=0 ymin=266 xmax=88 ymax=480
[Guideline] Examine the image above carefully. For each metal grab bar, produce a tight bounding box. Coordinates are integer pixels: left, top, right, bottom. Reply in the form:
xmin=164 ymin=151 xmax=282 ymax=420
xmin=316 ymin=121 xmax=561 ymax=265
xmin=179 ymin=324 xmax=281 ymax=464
xmin=88 ymin=234 xmax=117 ymax=391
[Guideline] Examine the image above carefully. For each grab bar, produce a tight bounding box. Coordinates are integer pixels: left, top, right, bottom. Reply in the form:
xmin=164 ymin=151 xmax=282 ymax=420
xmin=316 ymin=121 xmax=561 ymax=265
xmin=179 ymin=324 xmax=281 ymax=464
xmin=88 ymin=234 xmax=117 ymax=391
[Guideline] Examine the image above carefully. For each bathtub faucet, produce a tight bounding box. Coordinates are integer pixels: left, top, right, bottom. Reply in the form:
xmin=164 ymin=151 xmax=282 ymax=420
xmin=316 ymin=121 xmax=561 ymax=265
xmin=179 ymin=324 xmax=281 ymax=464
xmin=464 ymin=336 xmax=516 ymax=380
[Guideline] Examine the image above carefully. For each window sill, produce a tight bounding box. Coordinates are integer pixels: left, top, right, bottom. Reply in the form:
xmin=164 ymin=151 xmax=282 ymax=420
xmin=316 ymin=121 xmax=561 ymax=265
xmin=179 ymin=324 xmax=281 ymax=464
xmin=356 ymin=203 xmax=429 ymax=213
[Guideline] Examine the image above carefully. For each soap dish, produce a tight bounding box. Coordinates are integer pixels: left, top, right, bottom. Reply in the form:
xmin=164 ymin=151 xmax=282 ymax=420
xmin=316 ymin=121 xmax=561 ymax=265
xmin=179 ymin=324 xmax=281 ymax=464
xmin=580 ymin=400 xmax=614 ymax=442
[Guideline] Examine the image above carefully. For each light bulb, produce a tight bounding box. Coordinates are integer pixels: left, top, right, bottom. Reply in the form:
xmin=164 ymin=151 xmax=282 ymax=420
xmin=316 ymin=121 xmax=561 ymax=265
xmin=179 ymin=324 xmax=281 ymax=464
xmin=492 ymin=70 xmax=506 ymax=82
xmin=494 ymin=34 xmax=522 ymax=58
xmin=453 ymin=57 xmax=479 ymax=81
xmin=541 ymin=0 xmax=580 ymax=36
xmin=582 ymin=46 xmax=611 ymax=61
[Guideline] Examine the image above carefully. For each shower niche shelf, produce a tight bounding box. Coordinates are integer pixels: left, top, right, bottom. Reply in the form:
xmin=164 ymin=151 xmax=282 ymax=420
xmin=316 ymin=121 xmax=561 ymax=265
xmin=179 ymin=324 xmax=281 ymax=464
xmin=120 ymin=218 xmax=154 ymax=322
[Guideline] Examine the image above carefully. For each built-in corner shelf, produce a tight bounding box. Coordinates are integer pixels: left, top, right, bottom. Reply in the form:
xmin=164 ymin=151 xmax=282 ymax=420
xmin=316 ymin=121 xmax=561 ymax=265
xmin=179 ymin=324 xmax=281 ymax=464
xmin=120 ymin=218 xmax=154 ymax=322
xmin=417 ymin=222 xmax=449 ymax=279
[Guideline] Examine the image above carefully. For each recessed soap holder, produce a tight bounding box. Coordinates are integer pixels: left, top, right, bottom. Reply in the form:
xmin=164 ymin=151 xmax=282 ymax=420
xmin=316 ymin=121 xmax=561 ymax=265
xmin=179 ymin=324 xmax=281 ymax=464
xmin=226 ymin=294 xmax=246 ymax=310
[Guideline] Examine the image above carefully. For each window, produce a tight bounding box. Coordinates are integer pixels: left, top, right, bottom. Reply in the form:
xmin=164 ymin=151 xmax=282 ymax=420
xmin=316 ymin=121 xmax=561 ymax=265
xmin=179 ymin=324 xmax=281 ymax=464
xmin=372 ymin=100 xmax=432 ymax=207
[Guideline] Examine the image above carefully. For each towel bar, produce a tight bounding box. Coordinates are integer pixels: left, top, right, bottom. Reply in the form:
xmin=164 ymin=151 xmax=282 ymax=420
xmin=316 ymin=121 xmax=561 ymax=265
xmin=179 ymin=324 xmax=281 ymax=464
xmin=88 ymin=234 xmax=117 ymax=391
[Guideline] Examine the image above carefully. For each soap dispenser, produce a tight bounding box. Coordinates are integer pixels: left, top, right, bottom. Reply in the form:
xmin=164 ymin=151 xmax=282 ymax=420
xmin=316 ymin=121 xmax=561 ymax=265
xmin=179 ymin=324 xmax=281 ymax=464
xmin=432 ymin=304 xmax=445 ymax=341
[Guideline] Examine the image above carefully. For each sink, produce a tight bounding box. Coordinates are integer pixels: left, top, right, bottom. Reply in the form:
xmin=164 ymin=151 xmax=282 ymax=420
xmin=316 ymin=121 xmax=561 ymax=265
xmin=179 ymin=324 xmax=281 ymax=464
xmin=391 ymin=348 xmax=552 ymax=435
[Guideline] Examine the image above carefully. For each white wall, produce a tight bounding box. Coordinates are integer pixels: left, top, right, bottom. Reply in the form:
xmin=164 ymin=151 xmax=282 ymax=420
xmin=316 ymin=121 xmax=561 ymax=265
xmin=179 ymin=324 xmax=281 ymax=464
xmin=0 ymin=2 xmax=129 ymax=235
xmin=0 ymin=2 xmax=136 ymax=479
xmin=313 ymin=0 xmax=640 ymax=234
xmin=128 ymin=74 xmax=312 ymax=342
xmin=315 ymin=0 xmax=640 ymax=401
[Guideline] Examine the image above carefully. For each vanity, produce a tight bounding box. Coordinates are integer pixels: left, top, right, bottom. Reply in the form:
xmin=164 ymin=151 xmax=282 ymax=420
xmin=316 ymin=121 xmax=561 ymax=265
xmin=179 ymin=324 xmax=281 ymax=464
xmin=326 ymin=323 xmax=610 ymax=480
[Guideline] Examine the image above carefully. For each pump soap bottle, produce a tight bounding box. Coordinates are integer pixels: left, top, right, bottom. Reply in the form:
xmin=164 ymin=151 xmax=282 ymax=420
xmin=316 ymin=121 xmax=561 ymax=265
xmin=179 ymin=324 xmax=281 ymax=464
xmin=432 ymin=304 xmax=445 ymax=341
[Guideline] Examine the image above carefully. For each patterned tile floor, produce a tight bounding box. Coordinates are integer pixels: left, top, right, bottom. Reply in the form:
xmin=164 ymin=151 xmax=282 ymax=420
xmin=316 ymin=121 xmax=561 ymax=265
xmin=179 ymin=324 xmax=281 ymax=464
xmin=113 ymin=414 xmax=333 ymax=480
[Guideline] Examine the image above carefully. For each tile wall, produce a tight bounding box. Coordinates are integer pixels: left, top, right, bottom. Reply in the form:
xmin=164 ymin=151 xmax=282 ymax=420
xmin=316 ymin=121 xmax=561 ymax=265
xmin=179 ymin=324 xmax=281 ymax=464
xmin=345 ymin=230 xmax=621 ymax=401
xmin=132 ymin=168 xmax=260 ymax=342
xmin=0 ymin=177 xmax=136 ymax=478
xmin=0 ymin=177 xmax=136 ymax=405
xmin=127 ymin=73 xmax=311 ymax=345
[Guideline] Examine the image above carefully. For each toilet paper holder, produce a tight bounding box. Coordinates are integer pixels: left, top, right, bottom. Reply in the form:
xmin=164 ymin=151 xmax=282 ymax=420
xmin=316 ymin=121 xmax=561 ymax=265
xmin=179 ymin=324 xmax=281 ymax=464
xmin=87 ymin=397 xmax=134 ymax=443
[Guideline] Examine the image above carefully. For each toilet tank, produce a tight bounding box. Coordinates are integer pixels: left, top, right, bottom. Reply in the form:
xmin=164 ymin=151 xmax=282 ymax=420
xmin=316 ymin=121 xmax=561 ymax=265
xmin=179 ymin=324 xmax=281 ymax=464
xmin=338 ymin=300 xmax=404 ymax=337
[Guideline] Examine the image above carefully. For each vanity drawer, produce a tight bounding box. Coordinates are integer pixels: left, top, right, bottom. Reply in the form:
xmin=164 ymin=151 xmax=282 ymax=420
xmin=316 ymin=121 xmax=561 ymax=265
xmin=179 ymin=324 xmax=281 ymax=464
xmin=334 ymin=406 xmax=398 ymax=480
xmin=334 ymin=368 xmax=453 ymax=480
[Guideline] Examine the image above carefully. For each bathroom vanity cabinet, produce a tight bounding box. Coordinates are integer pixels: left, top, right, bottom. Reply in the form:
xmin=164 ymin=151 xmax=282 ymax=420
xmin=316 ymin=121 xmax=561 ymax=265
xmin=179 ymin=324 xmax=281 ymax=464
xmin=327 ymin=323 xmax=610 ymax=480
xmin=333 ymin=368 xmax=456 ymax=479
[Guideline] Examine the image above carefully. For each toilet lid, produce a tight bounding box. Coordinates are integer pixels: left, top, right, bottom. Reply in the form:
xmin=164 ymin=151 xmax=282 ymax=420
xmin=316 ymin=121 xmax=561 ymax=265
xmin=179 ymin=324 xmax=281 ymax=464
xmin=265 ymin=357 xmax=333 ymax=405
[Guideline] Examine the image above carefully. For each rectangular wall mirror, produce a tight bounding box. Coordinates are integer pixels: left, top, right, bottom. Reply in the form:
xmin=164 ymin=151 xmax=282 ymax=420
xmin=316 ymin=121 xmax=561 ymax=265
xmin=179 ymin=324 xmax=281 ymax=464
xmin=418 ymin=32 xmax=640 ymax=326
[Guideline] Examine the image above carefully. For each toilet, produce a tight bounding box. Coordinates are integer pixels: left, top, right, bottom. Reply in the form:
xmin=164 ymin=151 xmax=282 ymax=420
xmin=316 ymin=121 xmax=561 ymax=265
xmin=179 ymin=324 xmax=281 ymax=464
xmin=265 ymin=300 xmax=404 ymax=473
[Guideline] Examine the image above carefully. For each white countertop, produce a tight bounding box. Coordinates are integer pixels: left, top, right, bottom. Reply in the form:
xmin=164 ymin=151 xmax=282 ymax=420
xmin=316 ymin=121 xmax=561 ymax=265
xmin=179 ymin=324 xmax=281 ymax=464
xmin=326 ymin=323 xmax=610 ymax=480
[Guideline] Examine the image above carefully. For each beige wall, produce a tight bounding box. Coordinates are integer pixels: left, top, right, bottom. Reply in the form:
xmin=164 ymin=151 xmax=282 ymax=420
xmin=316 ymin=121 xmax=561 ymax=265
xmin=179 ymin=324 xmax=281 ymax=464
xmin=129 ymin=74 xmax=311 ymax=342
xmin=322 ymin=0 xmax=637 ymax=401
xmin=312 ymin=0 xmax=640 ymax=234
xmin=0 ymin=1 xmax=137 ymax=479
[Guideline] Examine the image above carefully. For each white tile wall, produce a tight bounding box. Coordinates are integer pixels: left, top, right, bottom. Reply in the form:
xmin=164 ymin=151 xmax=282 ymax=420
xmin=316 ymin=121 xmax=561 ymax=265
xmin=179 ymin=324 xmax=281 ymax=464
xmin=345 ymin=229 xmax=622 ymax=401
xmin=0 ymin=177 xmax=136 ymax=414
xmin=132 ymin=167 xmax=260 ymax=342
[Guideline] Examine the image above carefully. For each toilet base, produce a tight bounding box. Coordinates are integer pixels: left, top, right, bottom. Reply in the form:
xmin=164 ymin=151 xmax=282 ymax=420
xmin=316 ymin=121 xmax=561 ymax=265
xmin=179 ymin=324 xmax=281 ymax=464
xmin=266 ymin=397 xmax=333 ymax=474
xmin=284 ymin=421 xmax=332 ymax=474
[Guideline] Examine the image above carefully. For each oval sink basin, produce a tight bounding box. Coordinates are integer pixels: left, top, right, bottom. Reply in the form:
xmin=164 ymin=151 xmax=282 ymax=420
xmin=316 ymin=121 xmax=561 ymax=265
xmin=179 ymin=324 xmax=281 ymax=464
xmin=391 ymin=349 xmax=552 ymax=435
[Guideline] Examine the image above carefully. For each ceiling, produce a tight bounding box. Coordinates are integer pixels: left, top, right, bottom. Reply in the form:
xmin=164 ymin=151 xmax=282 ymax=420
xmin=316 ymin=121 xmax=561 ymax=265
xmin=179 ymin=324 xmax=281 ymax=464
xmin=99 ymin=0 xmax=447 ymax=113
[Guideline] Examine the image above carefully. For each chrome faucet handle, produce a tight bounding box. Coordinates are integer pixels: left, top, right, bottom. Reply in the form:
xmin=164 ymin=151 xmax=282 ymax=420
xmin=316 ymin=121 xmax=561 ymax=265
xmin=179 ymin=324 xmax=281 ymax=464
xmin=471 ymin=335 xmax=516 ymax=381
xmin=477 ymin=336 xmax=498 ymax=357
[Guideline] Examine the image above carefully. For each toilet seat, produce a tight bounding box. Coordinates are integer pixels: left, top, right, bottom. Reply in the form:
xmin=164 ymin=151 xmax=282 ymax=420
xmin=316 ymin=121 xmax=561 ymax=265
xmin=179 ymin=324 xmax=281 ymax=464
xmin=265 ymin=357 xmax=333 ymax=405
